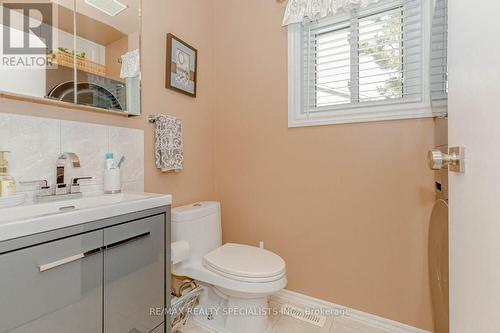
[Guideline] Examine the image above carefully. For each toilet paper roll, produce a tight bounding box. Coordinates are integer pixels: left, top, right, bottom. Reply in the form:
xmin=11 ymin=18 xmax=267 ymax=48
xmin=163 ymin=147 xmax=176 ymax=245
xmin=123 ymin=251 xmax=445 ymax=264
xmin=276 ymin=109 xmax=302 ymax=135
xmin=171 ymin=240 xmax=190 ymax=264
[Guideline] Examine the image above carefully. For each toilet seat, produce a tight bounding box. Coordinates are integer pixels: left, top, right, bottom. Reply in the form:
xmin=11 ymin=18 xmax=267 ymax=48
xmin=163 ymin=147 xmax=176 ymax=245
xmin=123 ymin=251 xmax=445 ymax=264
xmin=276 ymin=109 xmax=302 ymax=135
xmin=203 ymin=243 xmax=286 ymax=283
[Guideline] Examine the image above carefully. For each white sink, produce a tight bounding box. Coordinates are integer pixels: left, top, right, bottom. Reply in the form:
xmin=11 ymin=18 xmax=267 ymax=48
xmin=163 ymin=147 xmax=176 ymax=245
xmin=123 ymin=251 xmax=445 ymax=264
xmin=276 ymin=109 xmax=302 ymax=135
xmin=0 ymin=192 xmax=153 ymax=223
xmin=0 ymin=192 xmax=172 ymax=242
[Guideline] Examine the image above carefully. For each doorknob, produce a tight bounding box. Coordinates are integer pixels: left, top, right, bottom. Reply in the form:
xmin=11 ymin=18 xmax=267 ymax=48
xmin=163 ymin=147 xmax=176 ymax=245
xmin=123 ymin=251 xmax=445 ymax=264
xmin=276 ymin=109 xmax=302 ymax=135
xmin=428 ymin=149 xmax=450 ymax=170
xmin=428 ymin=147 xmax=465 ymax=173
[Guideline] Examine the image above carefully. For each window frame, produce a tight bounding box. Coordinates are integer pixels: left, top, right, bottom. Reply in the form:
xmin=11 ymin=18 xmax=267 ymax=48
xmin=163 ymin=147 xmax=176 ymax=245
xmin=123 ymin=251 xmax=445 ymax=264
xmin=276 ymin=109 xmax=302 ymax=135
xmin=288 ymin=0 xmax=443 ymax=127
xmin=430 ymin=0 xmax=448 ymax=114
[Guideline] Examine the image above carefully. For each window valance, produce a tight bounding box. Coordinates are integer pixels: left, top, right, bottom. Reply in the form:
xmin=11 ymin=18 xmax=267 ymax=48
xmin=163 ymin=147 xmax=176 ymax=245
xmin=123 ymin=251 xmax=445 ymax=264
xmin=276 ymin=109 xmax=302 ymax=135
xmin=283 ymin=0 xmax=382 ymax=25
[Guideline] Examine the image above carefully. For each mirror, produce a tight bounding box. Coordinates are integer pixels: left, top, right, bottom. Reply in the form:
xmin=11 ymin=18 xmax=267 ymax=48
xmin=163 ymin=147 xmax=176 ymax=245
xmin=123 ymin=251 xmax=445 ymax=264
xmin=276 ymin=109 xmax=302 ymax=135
xmin=0 ymin=0 xmax=141 ymax=115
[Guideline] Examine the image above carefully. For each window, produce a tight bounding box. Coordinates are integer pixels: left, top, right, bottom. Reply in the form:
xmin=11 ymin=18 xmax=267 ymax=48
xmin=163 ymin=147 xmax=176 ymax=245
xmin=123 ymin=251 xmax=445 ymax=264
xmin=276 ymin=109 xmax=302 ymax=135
xmin=430 ymin=0 xmax=448 ymax=105
xmin=288 ymin=0 xmax=440 ymax=127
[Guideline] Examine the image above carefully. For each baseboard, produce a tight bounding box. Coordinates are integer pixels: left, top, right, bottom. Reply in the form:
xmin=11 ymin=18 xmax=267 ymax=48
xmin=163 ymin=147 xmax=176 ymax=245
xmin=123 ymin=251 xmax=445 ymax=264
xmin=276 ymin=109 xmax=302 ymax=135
xmin=272 ymin=289 xmax=432 ymax=333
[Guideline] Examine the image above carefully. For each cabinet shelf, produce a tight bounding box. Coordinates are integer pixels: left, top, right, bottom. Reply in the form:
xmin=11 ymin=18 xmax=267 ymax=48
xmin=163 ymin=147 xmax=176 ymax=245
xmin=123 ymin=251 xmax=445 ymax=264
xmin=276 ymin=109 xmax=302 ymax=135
xmin=48 ymin=52 xmax=107 ymax=77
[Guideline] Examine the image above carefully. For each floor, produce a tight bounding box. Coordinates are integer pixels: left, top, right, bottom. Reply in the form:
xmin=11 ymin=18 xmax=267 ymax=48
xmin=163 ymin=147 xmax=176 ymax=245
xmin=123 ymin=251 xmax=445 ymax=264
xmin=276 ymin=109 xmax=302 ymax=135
xmin=175 ymin=300 xmax=393 ymax=333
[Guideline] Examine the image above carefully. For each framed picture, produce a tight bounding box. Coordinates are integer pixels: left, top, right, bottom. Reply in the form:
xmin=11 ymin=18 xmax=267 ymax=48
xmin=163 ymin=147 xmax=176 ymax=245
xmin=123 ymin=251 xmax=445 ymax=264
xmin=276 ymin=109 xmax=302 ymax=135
xmin=165 ymin=33 xmax=197 ymax=97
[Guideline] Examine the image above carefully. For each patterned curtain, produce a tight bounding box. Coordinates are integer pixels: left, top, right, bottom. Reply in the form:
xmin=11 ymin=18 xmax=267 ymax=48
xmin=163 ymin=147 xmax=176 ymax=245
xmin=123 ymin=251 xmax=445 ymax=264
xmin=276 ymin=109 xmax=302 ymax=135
xmin=282 ymin=0 xmax=382 ymax=26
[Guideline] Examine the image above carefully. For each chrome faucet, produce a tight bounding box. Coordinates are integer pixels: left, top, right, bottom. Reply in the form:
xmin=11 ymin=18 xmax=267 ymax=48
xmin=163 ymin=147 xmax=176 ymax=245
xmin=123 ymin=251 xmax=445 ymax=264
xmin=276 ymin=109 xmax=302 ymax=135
xmin=56 ymin=152 xmax=81 ymax=185
xmin=19 ymin=152 xmax=92 ymax=203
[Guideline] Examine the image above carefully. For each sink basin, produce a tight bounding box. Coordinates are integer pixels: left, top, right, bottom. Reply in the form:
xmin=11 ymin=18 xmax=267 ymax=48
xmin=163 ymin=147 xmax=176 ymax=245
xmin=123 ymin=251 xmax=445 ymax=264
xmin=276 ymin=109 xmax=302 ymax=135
xmin=0 ymin=192 xmax=152 ymax=223
xmin=0 ymin=192 xmax=172 ymax=242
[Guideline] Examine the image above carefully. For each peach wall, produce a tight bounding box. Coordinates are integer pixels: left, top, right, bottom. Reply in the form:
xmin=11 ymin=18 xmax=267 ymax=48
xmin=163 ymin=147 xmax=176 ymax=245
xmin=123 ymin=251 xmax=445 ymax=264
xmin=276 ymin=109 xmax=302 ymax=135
xmin=0 ymin=0 xmax=216 ymax=206
xmin=212 ymin=0 xmax=435 ymax=330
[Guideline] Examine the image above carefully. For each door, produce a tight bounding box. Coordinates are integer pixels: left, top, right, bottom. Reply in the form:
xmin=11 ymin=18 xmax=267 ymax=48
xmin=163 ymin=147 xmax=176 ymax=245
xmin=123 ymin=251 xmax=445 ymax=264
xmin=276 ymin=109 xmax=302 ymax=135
xmin=0 ymin=230 xmax=103 ymax=333
xmin=103 ymin=215 xmax=165 ymax=333
xmin=448 ymin=1 xmax=500 ymax=332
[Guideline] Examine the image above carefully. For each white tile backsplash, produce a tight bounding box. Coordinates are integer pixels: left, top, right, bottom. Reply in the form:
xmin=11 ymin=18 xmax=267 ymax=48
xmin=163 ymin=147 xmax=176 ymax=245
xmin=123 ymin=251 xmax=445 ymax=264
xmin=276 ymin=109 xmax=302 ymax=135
xmin=122 ymin=181 xmax=145 ymax=192
xmin=0 ymin=113 xmax=60 ymax=187
xmin=0 ymin=112 xmax=144 ymax=195
xmin=109 ymin=126 xmax=144 ymax=183
xmin=61 ymin=120 xmax=109 ymax=186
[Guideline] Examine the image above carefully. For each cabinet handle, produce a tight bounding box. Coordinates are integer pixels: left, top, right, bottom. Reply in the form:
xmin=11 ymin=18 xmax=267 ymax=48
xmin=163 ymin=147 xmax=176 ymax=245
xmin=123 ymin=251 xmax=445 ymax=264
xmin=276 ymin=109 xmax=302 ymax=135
xmin=38 ymin=232 xmax=150 ymax=272
xmin=105 ymin=232 xmax=151 ymax=250
xmin=39 ymin=247 xmax=103 ymax=272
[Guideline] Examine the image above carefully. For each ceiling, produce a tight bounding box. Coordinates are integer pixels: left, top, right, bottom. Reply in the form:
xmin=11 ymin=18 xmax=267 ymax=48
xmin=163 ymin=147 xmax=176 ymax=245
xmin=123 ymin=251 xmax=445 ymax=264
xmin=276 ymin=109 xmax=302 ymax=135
xmin=55 ymin=0 xmax=140 ymax=36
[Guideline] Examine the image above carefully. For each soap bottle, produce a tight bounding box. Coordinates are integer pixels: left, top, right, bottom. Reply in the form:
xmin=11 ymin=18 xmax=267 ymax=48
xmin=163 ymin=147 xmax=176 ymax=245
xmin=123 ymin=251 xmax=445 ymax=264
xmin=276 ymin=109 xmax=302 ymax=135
xmin=0 ymin=151 xmax=16 ymax=197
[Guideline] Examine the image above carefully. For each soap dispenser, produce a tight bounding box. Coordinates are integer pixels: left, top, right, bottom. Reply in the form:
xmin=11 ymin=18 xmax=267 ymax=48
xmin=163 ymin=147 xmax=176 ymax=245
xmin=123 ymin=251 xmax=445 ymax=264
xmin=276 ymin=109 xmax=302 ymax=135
xmin=0 ymin=151 xmax=16 ymax=197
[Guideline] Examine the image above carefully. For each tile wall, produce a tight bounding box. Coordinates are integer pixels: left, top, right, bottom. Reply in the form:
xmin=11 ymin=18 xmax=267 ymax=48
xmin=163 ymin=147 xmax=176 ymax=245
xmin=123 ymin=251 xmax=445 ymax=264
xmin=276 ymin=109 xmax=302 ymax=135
xmin=0 ymin=112 xmax=144 ymax=200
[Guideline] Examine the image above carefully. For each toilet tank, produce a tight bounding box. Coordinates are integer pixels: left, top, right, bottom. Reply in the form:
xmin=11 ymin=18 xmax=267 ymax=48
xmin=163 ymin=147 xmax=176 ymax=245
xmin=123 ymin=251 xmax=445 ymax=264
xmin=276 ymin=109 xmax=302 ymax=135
xmin=171 ymin=202 xmax=222 ymax=264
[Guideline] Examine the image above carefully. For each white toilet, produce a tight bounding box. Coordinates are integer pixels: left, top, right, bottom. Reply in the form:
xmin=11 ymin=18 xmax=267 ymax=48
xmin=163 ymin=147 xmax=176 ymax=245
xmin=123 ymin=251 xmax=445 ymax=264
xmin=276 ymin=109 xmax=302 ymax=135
xmin=171 ymin=202 xmax=287 ymax=333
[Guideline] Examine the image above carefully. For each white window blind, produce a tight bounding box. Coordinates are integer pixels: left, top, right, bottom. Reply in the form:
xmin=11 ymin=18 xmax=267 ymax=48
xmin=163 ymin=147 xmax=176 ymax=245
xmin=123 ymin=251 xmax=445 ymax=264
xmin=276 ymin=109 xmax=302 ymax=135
xmin=430 ymin=0 xmax=448 ymax=102
xmin=301 ymin=0 xmax=423 ymax=116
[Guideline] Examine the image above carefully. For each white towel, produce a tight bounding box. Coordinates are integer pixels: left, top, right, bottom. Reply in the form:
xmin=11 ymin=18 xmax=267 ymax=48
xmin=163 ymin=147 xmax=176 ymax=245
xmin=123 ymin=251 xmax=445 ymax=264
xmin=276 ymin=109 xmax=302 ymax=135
xmin=155 ymin=115 xmax=184 ymax=172
xmin=120 ymin=49 xmax=140 ymax=78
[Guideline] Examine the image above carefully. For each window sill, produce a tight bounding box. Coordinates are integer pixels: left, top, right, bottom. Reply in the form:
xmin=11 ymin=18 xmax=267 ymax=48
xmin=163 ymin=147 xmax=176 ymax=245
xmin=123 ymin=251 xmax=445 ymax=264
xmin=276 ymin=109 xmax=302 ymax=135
xmin=288 ymin=106 xmax=442 ymax=128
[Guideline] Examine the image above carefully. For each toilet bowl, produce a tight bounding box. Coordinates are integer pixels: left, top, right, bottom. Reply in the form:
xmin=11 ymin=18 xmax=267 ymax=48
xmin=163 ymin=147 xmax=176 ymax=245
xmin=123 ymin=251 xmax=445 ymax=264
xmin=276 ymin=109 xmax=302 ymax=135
xmin=171 ymin=202 xmax=287 ymax=333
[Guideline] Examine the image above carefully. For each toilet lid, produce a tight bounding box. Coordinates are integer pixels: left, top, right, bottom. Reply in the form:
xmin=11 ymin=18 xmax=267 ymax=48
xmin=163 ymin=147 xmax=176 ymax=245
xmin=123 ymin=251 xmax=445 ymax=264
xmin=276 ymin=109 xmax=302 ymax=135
xmin=203 ymin=243 xmax=286 ymax=281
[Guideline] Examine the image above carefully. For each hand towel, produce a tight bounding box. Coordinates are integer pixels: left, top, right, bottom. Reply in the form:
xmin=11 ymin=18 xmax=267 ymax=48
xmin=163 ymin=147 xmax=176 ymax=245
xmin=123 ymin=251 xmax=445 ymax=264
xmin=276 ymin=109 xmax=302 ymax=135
xmin=155 ymin=115 xmax=184 ymax=172
xmin=120 ymin=49 xmax=140 ymax=78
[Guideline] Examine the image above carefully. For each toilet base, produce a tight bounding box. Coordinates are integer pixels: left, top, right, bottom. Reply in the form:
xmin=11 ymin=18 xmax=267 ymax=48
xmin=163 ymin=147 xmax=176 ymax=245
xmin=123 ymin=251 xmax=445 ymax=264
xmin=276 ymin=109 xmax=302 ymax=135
xmin=192 ymin=284 xmax=274 ymax=333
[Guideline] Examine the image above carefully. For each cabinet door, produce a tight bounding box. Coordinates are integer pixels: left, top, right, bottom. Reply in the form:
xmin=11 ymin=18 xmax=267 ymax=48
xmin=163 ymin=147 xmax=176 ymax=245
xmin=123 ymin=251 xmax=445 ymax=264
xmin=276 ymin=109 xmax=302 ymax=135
xmin=103 ymin=215 xmax=165 ymax=333
xmin=0 ymin=230 xmax=103 ymax=333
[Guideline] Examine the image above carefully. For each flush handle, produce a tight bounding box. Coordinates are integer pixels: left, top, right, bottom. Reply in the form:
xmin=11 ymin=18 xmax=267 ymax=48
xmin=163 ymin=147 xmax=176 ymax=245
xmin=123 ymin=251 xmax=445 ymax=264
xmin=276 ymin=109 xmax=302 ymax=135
xmin=428 ymin=147 xmax=465 ymax=173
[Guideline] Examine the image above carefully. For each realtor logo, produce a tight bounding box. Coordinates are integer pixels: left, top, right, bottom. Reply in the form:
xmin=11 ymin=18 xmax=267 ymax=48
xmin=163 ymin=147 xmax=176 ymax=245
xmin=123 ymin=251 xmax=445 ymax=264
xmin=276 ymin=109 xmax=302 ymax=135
xmin=0 ymin=0 xmax=57 ymax=69
xmin=2 ymin=1 xmax=53 ymax=55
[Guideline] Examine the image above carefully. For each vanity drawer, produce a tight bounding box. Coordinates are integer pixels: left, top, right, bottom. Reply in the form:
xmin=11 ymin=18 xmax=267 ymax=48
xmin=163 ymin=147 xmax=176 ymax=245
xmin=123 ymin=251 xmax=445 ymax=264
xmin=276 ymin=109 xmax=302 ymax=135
xmin=0 ymin=230 xmax=103 ymax=333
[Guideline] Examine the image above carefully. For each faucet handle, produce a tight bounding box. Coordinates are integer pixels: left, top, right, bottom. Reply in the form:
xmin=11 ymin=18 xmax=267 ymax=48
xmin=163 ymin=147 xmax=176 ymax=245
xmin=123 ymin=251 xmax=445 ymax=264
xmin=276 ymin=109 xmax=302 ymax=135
xmin=19 ymin=180 xmax=53 ymax=197
xmin=71 ymin=177 xmax=93 ymax=185
xmin=70 ymin=177 xmax=93 ymax=194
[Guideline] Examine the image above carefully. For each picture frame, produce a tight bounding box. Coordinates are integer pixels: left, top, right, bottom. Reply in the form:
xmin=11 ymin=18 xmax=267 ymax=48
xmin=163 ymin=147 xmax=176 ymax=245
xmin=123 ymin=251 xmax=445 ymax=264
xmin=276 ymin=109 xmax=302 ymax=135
xmin=165 ymin=33 xmax=198 ymax=97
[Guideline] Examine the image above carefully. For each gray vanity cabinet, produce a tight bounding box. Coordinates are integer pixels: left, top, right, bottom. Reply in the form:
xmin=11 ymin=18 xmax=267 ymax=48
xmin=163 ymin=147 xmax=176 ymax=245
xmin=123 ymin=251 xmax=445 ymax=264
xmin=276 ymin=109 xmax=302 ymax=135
xmin=0 ymin=208 xmax=169 ymax=333
xmin=0 ymin=230 xmax=104 ymax=333
xmin=103 ymin=215 xmax=165 ymax=333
